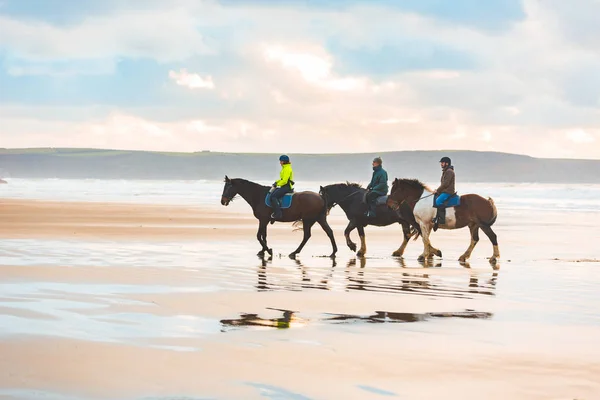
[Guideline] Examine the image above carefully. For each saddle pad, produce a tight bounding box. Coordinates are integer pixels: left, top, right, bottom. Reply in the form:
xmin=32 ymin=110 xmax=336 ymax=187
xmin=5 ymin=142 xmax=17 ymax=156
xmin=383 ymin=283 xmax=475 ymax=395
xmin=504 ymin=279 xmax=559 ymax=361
xmin=265 ymin=193 xmax=294 ymax=209
xmin=375 ymin=195 xmax=388 ymax=206
xmin=434 ymin=193 xmax=461 ymax=208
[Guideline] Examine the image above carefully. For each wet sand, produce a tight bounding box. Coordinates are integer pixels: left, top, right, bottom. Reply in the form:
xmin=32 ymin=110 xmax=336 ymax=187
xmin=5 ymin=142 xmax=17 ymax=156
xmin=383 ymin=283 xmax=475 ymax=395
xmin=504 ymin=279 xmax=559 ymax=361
xmin=1 ymin=198 xmax=600 ymax=399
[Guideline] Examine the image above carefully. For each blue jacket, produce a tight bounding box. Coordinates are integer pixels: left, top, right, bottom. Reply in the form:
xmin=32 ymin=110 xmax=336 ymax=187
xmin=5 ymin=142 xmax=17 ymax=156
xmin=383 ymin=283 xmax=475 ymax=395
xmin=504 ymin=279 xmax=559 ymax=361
xmin=367 ymin=165 xmax=388 ymax=195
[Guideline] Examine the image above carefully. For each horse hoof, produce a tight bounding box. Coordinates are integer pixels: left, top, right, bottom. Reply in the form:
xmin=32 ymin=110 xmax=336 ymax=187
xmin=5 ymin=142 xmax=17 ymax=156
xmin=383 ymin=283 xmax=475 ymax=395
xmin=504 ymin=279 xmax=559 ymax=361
xmin=257 ymin=250 xmax=265 ymax=257
xmin=458 ymin=255 xmax=467 ymax=263
xmin=348 ymin=244 xmax=357 ymax=252
xmin=417 ymin=255 xmax=425 ymax=262
xmin=392 ymin=250 xmax=403 ymax=257
xmin=436 ymin=250 xmax=443 ymax=257
xmin=329 ymin=253 xmax=337 ymax=259
xmin=267 ymin=248 xmax=273 ymax=256
xmin=288 ymin=253 xmax=297 ymax=259
xmin=357 ymin=251 xmax=365 ymax=257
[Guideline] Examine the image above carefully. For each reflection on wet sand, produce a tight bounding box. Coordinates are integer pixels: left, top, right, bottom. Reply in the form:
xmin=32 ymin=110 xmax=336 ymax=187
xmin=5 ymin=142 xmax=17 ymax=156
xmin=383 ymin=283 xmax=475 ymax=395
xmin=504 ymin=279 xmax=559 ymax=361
xmin=220 ymin=308 xmax=306 ymax=331
xmin=257 ymin=256 xmax=499 ymax=299
xmin=220 ymin=307 xmax=493 ymax=331
xmin=345 ymin=257 xmax=499 ymax=298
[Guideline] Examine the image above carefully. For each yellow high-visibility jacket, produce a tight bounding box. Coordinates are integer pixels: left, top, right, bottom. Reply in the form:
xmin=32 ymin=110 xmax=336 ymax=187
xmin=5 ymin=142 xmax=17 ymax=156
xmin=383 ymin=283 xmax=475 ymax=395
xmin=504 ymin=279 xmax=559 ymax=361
xmin=276 ymin=163 xmax=294 ymax=188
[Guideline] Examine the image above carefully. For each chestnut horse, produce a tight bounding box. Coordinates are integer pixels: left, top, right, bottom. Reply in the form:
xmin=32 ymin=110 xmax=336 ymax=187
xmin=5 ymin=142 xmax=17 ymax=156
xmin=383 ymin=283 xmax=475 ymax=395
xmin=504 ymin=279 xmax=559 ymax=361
xmin=221 ymin=176 xmax=337 ymax=259
xmin=387 ymin=178 xmax=500 ymax=264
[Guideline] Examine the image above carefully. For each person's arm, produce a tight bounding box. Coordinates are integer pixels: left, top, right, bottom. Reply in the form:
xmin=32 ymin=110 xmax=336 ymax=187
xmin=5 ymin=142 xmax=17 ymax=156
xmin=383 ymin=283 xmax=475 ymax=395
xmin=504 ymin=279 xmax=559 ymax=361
xmin=367 ymin=172 xmax=375 ymax=190
xmin=276 ymin=167 xmax=292 ymax=187
xmin=372 ymin=171 xmax=387 ymax=193
xmin=436 ymin=170 xmax=453 ymax=193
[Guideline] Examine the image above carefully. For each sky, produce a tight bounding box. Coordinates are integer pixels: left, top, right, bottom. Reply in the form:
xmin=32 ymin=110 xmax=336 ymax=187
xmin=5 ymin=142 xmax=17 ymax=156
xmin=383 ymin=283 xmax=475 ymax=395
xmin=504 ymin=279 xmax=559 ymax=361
xmin=0 ymin=0 xmax=599 ymax=159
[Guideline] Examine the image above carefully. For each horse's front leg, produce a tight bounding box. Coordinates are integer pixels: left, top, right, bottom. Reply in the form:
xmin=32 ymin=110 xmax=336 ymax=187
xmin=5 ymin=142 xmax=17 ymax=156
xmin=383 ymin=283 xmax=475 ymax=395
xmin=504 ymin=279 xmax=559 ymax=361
xmin=356 ymin=225 xmax=367 ymax=257
xmin=417 ymin=222 xmax=433 ymax=262
xmin=344 ymin=220 xmax=358 ymax=252
xmin=256 ymin=220 xmax=272 ymax=257
xmin=393 ymin=222 xmax=411 ymax=257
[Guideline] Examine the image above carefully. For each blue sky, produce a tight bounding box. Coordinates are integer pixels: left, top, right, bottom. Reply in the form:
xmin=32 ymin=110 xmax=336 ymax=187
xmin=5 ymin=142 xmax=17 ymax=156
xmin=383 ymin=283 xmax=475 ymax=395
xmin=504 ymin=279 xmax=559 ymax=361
xmin=0 ymin=0 xmax=598 ymax=158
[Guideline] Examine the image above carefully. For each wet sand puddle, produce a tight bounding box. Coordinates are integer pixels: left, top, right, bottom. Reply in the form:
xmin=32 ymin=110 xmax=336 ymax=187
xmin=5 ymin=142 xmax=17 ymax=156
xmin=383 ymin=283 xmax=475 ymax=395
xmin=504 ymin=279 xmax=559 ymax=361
xmin=0 ymin=246 xmax=500 ymax=338
xmin=1 ymin=235 xmax=600 ymax=399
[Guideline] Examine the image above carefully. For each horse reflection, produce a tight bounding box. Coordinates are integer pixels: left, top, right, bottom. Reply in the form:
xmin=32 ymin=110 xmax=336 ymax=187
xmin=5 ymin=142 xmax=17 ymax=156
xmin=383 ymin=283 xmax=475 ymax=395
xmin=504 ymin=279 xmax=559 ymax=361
xmin=345 ymin=257 xmax=499 ymax=299
xmin=220 ymin=307 xmax=307 ymax=331
xmin=255 ymin=255 xmax=337 ymax=292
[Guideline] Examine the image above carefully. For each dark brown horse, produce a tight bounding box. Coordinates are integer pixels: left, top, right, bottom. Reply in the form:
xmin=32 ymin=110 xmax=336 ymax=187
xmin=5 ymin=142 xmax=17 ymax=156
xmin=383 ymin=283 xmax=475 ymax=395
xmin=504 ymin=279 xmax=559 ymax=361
xmin=386 ymin=178 xmax=500 ymax=265
xmin=319 ymin=182 xmax=430 ymax=258
xmin=221 ymin=176 xmax=337 ymax=259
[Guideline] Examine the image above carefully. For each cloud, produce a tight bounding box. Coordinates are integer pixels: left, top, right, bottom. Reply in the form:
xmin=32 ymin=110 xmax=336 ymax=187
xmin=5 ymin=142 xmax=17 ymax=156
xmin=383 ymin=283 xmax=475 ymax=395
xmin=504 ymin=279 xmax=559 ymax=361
xmin=0 ymin=6 xmax=210 ymax=75
xmin=0 ymin=0 xmax=599 ymax=160
xmin=566 ymin=129 xmax=596 ymax=144
xmin=169 ymin=69 xmax=215 ymax=89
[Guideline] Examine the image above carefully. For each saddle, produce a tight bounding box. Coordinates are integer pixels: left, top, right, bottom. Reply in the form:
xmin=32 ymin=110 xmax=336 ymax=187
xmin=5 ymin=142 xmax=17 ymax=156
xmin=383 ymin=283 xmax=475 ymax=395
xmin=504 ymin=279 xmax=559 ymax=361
xmin=362 ymin=192 xmax=388 ymax=206
xmin=265 ymin=192 xmax=294 ymax=209
xmin=433 ymin=193 xmax=460 ymax=226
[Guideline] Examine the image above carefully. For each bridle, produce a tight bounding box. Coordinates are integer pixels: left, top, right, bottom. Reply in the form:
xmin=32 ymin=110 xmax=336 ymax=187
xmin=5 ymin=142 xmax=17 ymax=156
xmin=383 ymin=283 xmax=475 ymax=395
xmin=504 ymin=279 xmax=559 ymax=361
xmin=320 ymin=189 xmax=362 ymax=210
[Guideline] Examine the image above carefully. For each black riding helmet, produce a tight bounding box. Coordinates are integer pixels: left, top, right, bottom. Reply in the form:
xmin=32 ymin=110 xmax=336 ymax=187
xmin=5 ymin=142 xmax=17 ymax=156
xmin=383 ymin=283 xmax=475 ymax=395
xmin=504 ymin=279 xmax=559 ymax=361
xmin=439 ymin=156 xmax=451 ymax=164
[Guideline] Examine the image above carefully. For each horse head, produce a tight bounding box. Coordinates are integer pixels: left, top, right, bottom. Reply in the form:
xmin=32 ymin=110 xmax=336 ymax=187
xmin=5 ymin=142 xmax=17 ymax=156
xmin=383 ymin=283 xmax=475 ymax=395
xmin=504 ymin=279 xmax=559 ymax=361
xmin=387 ymin=178 xmax=429 ymax=211
xmin=221 ymin=175 xmax=236 ymax=206
xmin=320 ymin=182 xmax=363 ymax=210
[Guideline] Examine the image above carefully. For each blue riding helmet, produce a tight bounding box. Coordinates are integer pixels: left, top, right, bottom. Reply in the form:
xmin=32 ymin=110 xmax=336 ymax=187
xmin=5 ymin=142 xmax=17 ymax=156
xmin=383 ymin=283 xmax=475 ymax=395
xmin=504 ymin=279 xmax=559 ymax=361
xmin=279 ymin=155 xmax=290 ymax=162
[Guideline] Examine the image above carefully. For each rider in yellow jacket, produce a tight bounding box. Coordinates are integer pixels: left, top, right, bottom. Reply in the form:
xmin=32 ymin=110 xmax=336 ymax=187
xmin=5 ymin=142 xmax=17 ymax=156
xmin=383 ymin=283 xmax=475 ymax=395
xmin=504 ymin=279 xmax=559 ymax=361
xmin=271 ymin=155 xmax=294 ymax=219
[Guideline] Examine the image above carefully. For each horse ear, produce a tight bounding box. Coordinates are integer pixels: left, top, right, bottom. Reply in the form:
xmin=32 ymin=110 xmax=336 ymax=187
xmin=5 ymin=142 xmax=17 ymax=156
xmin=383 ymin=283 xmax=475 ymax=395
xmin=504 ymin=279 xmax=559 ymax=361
xmin=394 ymin=178 xmax=398 ymax=183
xmin=224 ymin=175 xmax=230 ymax=182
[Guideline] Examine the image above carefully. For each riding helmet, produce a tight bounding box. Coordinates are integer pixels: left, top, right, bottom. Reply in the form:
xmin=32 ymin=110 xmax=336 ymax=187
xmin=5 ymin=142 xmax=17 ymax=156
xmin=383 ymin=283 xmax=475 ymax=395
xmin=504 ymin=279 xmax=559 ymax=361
xmin=279 ymin=155 xmax=290 ymax=162
xmin=439 ymin=156 xmax=451 ymax=164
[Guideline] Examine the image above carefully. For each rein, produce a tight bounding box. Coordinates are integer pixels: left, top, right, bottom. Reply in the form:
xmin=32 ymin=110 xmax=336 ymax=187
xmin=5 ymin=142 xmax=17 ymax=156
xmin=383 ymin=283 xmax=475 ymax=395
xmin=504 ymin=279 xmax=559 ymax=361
xmin=322 ymin=190 xmax=362 ymax=210
xmin=390 ymin=192 xmax=435 ymax=211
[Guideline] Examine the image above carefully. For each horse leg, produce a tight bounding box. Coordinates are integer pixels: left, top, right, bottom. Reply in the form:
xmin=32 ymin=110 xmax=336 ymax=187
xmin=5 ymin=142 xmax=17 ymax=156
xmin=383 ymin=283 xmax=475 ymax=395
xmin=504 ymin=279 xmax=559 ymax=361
xmin=256 ymin=220 xmax=272 ymax=257
xmin=317 ymin=215 xmax=338 ymax=258
xmin=480 ymin=225 xmax=500 ymax=264
xmin=344 ymin=220 xmax=358 ymax=252
xmin=459 ymin=224 xmax=479 ymax=263
xmin=289 ymin=219 xmax=316 ymax=259
xmin=417 ymin=223 xmax=433 ymax=262
xmin=356 ymin=225 xmax=367 ymax=257
xmin=392 ymin=222 xmax=411 ymax=257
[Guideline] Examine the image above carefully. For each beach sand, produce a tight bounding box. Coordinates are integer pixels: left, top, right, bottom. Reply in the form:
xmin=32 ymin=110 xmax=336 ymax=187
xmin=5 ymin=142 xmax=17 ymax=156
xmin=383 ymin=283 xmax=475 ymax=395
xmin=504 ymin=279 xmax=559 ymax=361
xmin=1 ymin=198 xmax=599 ymax=399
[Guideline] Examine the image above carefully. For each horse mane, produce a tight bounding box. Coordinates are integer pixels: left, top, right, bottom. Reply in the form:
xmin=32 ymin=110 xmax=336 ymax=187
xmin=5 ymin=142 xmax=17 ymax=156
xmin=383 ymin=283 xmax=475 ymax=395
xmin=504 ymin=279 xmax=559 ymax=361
xmin=226 ymin=177 xmax=270 ymax=189
xmin=326 ymin=181 xmax=363 ymax=189
xmin=393 ymin=178 xmax=433 ymax=193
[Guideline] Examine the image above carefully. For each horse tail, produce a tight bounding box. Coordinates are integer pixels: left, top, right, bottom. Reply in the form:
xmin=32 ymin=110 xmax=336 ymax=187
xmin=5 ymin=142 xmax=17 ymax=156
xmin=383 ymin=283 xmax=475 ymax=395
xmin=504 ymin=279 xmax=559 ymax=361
xmin=292 ymin=219 xmax=304 ymax=232
xmin=482 ymin=197 xmax=498 ymax=226
xmin=411 ymin=225 xmax=422 ymax=240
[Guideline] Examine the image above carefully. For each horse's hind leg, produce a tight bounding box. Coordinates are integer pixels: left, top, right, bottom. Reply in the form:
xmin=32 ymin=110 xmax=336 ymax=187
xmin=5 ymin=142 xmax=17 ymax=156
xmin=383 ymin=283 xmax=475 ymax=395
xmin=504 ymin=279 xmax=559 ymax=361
xmin=317 ymin=215 xmax=338 ymax=258
xmin=480 ymin=225 xmax=500 ymax=264
xmin=459 ymin=224 xmax=479 ymax=263
xmin=289 ymin=219 xmax=316 ymax=259
xmin=356 ymin=225 xmax=367 ymax=257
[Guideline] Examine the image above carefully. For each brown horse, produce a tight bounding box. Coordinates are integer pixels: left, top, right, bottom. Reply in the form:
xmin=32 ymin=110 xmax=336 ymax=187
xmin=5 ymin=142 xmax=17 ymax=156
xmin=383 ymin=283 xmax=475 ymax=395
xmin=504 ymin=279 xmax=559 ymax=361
xmin=220 ymin=176 xmax=337 ymax=259
xmin=386 ymin=178 xmax=500 ymax=265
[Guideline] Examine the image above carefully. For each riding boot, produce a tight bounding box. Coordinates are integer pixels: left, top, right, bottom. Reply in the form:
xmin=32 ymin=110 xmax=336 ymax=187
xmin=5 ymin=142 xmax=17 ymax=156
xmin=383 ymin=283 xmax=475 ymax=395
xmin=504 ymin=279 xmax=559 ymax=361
xmin=433 ymin=208 xmax=440 ymax=232
xmin=365 ymin=202 xmax=376 ymax=218
xmin=271 ymin=197 xmax=282 ymax=220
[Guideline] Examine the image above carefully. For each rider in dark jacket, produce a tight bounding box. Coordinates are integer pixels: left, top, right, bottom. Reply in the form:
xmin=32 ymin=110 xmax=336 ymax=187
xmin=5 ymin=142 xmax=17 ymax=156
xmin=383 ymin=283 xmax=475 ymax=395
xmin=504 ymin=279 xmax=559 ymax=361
xmin=365 ymin=157 xmax=388 ymax=217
